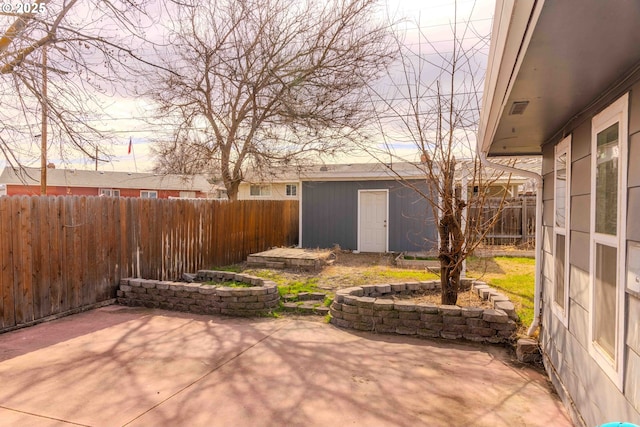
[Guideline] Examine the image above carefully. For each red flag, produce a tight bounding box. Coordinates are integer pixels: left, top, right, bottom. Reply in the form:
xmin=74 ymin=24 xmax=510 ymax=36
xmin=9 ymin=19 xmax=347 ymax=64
xmin=128 ymin=138 xmax=132 ymax=154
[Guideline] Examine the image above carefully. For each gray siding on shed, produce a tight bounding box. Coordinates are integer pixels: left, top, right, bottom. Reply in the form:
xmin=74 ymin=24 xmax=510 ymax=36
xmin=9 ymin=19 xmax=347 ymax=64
xmin=301 ymin=180 xmax=436 ymax=252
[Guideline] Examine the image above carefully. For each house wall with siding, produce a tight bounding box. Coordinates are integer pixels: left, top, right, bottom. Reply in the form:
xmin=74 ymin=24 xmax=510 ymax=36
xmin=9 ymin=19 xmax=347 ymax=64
xmin=237 ymin=182 xmax=299 ymax=200
xmin=540 ymin=80 xmax=640 ymax=426
xmin=301 ymin=180 xmax=436 ymax=252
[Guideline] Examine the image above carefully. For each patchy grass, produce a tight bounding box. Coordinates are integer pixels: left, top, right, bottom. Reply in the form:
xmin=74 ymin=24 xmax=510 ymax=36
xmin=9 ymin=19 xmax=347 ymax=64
xmin=210 ymin=264 xmax=243 ymax=273
xmin=467 ymin=256 xmax=535 ymax=327
xmin=203 ymin=280 xmax=252 ymax=288
xmin=278 ymin=278 xmax=321 ymax=297
xmin=351 ymin=267 xmax=439 ymax=286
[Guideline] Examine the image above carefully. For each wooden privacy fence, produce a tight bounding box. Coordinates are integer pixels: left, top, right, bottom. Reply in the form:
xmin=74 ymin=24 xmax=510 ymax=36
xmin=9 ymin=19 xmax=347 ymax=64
xmin=0 ymin=196 xmax=298 ymax=331
xmin=469 ymin=196 xmax=536 ymax=246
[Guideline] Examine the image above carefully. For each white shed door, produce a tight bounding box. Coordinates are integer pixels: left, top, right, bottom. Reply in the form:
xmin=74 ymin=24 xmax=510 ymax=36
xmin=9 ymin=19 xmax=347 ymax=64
xmin=359 ymin=191 xmax=387 ymax=252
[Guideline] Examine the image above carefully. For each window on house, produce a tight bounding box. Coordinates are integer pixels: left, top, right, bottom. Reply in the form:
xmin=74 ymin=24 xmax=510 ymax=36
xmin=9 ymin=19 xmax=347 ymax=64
xmin=99 ymin=188 xmax=120 ymax=197
xmin=553 ymin=136 xmax=570 ymax=323
xmin=140 ymin=190 xmax=158 ymax=199
xmin=285 ymin=184 xmax=297 ymax=197
xmin=249 ymin=184 xmax=271 ymax=197
xmin=589 ymin=93 xmax=628 ymax=389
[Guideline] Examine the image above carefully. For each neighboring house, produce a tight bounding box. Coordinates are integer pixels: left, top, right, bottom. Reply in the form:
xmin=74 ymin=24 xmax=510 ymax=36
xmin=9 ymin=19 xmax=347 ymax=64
xmin=237 ymin=170 xmax=300 ymax=200
xmin=479 ymin=1 xmax=640 ymax=425
xmin=0 ymin=167 xmax=224 ymax=199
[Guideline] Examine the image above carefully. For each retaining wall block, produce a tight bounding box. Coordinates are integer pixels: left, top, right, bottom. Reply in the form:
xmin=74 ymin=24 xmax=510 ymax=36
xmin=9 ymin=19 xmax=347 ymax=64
xmin=332 ymin=318 xmax=353 ymax=328
xmin=461 ymin=307 xmax=484 ymax=318
xmin=356 ymin=297 xmax=376 ymax=308
xmin=401 ymin=319 xmax=421 ymax=328
xmin=373 ymin=300 xmax=394 ymax=310
xmin=443 ymin=315 xmax=467 ymax=325
xmin=490 ymin=320 xmax=517 ymax=331
xmin=342 ymin=304 xmax=359 ymax=314
xmin=405 ymin=282 xmax=421 ymax=291
xmin=441 ymin=331 xmax=463 ymax=340
xmin=420 ymin=313 xmax=442 ymax=323
xmin=377 ymin=310 xmax=398 ymax=319
xmin=479 ymin=288 xmax=494 ymax=299
xmin=483 ymin=309 xmax=509 ymax=323
xmin=467 ymin=318 xmax=490 ymax=328
xmin=360 ymin=285 xmax=377 ymax=295
xmin=341 ymin=313 xmax=360 ymax=322
xmin=358 ymin=308 xmax=374 ymax=316
xmin=375 ymin=324 xmax=396 ymax=334
xmin=439 ymin=305 xmax=461 ymax=316
xmin=416 ymin=303 xmax=439 ymax=314
xmin=375 ymin=284 xmax=391 ymax=294
xmin=329 ymin=308 xmax=343 ymax=319
xmin=396 ymin=326 xmax=417 ymax=335
xmin=399 ymin=311 xmax=420 ymax=320
xmin=382 ymin=318 xmax=402 ymax=327
xmin=490 ymin=293 xmax=509 ymax=303
xmin=394 ymin=301 xmax=417 ymax=312
xmin=469 ymin=327 xmax=496 ymax=337
xmin=390 ymin=283 xmax=406 ymax=292
xmin=342 ymin=295 xmax=359 ymax=305
xmin=443 ymin=324 xmax=469 ymax=334
xmin=494 ymin=301 xmax=517 ymax=319
xmin=417 ymin=328 xmax=441 ymax=338
xmin=343 ymin=287 xmax=364 ymax=297
xmin=463 ymin=334 xmax=488 ymax=343
xmin=423 ymin=322 xmax=444 ymax=331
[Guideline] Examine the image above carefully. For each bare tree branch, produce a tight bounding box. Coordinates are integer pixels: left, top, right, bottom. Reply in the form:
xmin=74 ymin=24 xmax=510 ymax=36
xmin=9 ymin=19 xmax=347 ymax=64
xmin=148 ymin=0 xmax=397 ymax=200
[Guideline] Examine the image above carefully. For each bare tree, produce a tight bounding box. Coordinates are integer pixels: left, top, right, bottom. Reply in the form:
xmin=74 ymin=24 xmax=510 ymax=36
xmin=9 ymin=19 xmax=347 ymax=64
xmin=0 ymin=0 xmax=158 ymax=170
xmin=148 ymin=0 xmax=397 ymax=200
xmin=367 ymin=3 xmax=512 ymax=305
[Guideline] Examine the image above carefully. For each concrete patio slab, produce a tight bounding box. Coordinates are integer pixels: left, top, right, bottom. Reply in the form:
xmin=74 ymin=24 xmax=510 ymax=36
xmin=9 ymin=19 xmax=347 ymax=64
xmin=0 ymin=306 xmax=572 ymax=427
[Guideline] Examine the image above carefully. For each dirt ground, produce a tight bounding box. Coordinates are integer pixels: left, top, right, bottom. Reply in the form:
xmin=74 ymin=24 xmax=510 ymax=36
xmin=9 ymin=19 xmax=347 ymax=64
xmin=239 ymin=250 xmax=519 ymax=309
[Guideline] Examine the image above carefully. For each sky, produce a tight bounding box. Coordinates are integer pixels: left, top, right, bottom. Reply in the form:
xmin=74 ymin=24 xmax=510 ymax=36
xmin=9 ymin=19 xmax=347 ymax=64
xmin=10 ymin=0 xmax=496 ymax=173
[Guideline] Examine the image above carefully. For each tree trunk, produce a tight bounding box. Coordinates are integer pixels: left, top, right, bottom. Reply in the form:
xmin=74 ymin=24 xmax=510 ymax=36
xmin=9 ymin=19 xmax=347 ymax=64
xmin=225 ymin=180 xmax=240 ymax=201
xmin=441 ymin=262 xmax=460 ymax=305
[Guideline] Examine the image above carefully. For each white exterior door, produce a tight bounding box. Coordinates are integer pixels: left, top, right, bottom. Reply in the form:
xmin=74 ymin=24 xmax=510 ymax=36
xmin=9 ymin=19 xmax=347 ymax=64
xmin=359 ymin=190 xmax=388 ymax=252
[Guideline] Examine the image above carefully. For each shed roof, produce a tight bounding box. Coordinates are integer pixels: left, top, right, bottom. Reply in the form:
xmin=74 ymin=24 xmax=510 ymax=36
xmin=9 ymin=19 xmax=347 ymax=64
xmin=242 ymin=159 xmax=539 ymax=183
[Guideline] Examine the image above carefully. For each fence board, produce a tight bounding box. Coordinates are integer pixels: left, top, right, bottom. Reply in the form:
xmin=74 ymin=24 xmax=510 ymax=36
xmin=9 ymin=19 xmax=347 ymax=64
xmin=0 ymin=196 xmax=298 ymax=331
xmin=0 ymin=197 xmax=13 ymax=327
xmin=469 ymin=195 xmax=536 ymax=246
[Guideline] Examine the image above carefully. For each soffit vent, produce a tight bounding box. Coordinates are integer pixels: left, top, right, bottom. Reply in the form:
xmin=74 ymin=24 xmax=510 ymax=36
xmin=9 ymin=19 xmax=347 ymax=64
xmin=509 ymin=101 xmax=529 ymax=115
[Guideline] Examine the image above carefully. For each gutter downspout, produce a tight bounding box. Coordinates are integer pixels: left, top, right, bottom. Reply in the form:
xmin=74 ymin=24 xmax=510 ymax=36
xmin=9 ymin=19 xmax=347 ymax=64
xmin=477 ymin=151 xmax=543 ymax=337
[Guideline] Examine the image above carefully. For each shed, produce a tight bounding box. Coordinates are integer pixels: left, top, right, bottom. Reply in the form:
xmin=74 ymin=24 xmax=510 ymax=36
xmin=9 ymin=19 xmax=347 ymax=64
xmin=299 ymin=163 xmax=437 ymax=253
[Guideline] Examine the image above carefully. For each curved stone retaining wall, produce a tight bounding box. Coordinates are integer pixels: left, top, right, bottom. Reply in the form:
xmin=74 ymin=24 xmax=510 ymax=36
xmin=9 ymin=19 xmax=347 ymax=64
xmin=330 ymin=280 xmax=517 ymax=344
xmin=117 ymin=270 xmax=279 ymax=317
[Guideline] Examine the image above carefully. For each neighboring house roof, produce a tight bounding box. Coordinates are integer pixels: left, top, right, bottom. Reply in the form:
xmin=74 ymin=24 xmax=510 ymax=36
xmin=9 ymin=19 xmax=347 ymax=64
xmin=0 ymin=167 xmax=217 ymax=193
xmin=242 ymin=159 xmax=540 ymax=184
xmin=479 ymin=0 xmax=640 ymax=156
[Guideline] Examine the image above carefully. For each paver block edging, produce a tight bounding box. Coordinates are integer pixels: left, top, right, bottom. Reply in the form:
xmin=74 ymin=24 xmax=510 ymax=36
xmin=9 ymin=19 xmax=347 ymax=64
xmin=118 ymin=270 xmax=279 ymax=317
xmin=330 ymin=279 xmax=518 ymax=345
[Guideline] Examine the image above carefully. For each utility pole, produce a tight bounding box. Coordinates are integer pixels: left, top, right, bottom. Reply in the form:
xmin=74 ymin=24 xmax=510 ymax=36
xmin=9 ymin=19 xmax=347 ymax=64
xmin=40 ymin=45 xmax=47 ymax=195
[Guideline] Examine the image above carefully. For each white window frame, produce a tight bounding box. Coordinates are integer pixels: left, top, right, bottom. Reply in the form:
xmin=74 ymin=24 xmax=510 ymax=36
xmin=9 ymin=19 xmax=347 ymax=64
xmin=249 ymin=184 xmax=271 ymax=197
xmin=588 ymin=93 xmax=628 ymax=390
xmin=140 ymin=190 xmax=158 ymax=199
xmin=285 ymin=183 xmax=297 ymax=197
xmin=99 ymin=188 xmax=120 ymax=197
xmin=552 ymin=135 xmax=571 ymax=325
